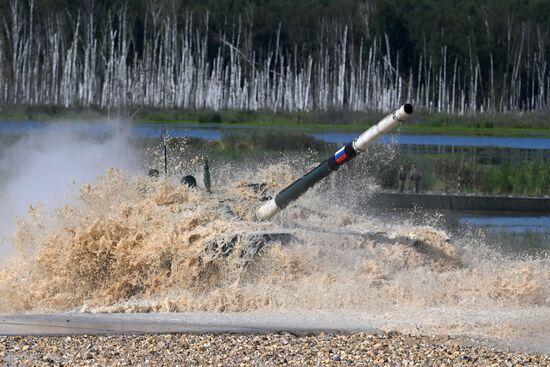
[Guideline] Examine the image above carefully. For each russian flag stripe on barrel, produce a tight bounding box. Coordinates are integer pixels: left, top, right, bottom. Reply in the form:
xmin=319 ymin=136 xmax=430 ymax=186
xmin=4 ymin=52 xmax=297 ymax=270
xmin=334 ymin=146 xmax=348 ymax=164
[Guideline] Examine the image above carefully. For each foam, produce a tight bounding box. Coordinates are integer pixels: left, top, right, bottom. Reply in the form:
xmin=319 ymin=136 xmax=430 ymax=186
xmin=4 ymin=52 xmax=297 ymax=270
xmin=0 ymin=157 xmax=549 ymax=353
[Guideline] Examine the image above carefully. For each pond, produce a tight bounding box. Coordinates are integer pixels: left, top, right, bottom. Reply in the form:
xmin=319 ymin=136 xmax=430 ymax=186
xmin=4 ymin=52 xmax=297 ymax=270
xmin=455 ymin=212 xmax=550 ymax=255
xmin=458 ymin=213 xmax=550 ymax=232
xmin=1 ymin=120 xmax=550 ymax=149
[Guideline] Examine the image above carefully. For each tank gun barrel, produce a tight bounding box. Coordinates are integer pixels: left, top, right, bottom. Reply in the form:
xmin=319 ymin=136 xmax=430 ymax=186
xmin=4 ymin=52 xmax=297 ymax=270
xmin=256 ymin=103 xmax=413 ymax=220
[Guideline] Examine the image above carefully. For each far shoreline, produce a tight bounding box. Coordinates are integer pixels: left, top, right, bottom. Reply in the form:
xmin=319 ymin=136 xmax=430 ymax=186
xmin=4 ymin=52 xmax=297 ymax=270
xmin=0 ymin=105 xmax=549 ymax=138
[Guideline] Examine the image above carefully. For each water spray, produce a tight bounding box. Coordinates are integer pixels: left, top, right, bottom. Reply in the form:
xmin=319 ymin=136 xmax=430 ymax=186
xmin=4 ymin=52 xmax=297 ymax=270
xmin=256 ymin=103 xmax=413 ymax=220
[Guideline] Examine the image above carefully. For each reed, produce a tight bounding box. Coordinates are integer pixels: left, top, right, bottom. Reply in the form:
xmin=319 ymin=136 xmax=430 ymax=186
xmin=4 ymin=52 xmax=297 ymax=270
xmin=0 ymin=1 xmax=548 ymax=114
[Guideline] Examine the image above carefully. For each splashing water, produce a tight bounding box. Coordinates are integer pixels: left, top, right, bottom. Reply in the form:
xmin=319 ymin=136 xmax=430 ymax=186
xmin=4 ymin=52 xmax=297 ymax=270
xmin=0 ymin=120 xmax=137 ymax=260
xmin=0 ymin=126 xmax=549 ymax=354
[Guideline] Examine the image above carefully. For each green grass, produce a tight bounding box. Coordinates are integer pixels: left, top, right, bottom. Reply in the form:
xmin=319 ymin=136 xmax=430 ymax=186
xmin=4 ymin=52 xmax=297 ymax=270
xmin=380 ymin=153 xmax=550 ymax=196
xmin=0 ymin=104 xmax=107 ymax=122
xmin=399 ymin=125 xmax=550 ymax=137
xmin=1 ymin=104 xmax=549 ymax=137
xmin=134 ymin=107 xmax=550 ymax=137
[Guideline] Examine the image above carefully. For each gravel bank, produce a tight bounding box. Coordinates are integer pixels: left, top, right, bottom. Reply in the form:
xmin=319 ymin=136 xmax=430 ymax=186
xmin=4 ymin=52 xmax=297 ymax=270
xmin=1 ymin=332 xmax=549 ymax=366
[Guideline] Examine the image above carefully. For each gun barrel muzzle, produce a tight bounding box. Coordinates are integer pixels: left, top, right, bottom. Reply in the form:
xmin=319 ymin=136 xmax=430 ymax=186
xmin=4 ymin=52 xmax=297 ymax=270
xmin=256 ymin=104 xmax=413 ymax=220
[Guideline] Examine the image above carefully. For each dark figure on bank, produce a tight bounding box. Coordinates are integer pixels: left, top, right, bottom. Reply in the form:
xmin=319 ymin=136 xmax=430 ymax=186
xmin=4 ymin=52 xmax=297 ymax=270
xmin=181 ymin=175 xmax=197 ymax=188
xmin=398 ymin=165 xmax=406 ymax=192
xmin=148 ymin=168 xmax=160 ymax=179
xmin=203 ymin=159 xmax=212 ymax=193
xmin=409 ymin=164 xmax=422 ymax=193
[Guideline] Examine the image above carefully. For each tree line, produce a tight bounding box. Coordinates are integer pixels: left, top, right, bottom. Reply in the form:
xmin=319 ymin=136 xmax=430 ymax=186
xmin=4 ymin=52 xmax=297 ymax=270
xmin=0 ymin=0 xmax=548 ymax=113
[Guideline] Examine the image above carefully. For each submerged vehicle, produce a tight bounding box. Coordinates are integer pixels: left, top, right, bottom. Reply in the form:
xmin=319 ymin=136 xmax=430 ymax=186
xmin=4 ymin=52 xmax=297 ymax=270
xmin=148 ymin=104 xmax=421 ymax=266
xmin=204 ymin=104 xmax=416 ymax=262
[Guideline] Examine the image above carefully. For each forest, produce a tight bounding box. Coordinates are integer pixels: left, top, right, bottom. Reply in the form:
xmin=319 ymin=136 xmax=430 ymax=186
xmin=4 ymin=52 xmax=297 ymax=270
xmin=0 ymin=0 xmax=549 ymax=114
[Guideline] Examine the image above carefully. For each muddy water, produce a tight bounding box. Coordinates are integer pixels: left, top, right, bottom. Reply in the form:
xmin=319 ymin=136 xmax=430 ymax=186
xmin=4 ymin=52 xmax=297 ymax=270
xmin=0 ymin=166 xmax=549 ymax=352
xmin=0 ymin=124 xmax=549 ymax=353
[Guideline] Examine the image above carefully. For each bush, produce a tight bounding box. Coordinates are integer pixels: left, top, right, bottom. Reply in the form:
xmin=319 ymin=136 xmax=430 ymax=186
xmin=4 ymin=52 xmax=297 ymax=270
xmin=220 ymin=131 xmax=329 ymax=152
xmin=198 ymin=112 xmax=223 ymax=123
xmin=476 ymin=161 xmax=550 ymax=196
xmin=435 ymin=156 xmax=479 ymax=192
